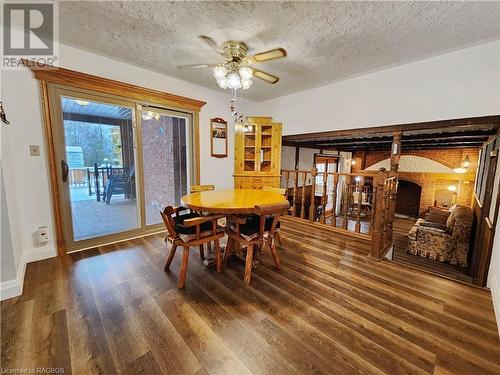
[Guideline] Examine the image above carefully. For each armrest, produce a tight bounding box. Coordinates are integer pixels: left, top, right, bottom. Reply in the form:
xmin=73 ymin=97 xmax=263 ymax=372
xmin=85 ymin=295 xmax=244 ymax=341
xmin=418 ymin=226 xmax=451 ymax=239
xmin=182 ymin=214 xmax=224 ymax=227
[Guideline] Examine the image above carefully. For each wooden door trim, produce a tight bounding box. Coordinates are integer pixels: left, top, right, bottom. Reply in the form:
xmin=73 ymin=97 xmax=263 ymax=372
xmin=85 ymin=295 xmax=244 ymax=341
xmin=31 ymin=65 xmax=204 ymax=255
xmin=39 ymin=81 xmax=65 ymax=256
xmin=24 ymin=60 xmax=206 ymax=111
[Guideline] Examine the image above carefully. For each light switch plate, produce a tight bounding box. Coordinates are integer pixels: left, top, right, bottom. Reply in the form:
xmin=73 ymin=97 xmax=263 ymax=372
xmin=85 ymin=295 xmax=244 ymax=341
xmin=29 ymin=145 xmax=40 ymax=156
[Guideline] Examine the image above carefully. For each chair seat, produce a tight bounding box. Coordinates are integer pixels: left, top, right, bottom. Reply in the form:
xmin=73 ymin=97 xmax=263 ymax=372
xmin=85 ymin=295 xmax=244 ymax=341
xmin=176 ymin=223 xmax=225 ymax=243
xmin=230 ymin=215 xmax=281 ymax=241
xmin=174 ymin=212 xmax=200 ymax=224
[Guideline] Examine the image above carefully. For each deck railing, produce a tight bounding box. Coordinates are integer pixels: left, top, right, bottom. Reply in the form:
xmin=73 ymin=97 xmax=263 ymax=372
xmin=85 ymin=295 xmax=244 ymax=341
xmin=280 ymin=168 xmax=397 ymax=259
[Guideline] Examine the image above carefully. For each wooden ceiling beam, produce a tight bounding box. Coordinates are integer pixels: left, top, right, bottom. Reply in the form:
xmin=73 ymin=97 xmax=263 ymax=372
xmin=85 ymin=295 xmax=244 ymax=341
xmin=282 ymin=115 xmax=500 ymax=143
xmin=284 ymin=133 xmax=491 ymax=147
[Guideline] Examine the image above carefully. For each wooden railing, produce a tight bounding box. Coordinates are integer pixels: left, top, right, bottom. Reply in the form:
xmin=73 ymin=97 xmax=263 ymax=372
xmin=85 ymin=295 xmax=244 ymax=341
xmin=281 ymin=167 xmax=397 ymax=259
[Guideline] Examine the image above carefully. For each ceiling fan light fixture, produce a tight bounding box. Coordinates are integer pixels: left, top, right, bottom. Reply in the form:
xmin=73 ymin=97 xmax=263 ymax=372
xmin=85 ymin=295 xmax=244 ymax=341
xmin=213 ymin=65 xmax=228 ymax=80
xmin=227 ymin=72 xmax=242 ymax=89
xmin=241 ymin=79 xmax=252 ymax=90
xmin=238 ymin=66 xmax=253 ymax=80
xmin=75 ymin=99 xmax=89 ymax=106
xmin=217 ymin=76 xmax=228 ymax=89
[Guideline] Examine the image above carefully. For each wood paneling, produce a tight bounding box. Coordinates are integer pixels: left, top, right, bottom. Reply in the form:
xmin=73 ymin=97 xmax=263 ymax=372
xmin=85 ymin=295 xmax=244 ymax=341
xmin=2 ymin=220 xmax=499 ymax=374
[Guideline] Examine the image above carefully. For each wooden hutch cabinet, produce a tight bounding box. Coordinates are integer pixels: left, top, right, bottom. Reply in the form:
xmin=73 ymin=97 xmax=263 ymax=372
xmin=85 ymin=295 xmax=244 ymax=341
xmin=234 ymin=116 xmax=282 ymax=189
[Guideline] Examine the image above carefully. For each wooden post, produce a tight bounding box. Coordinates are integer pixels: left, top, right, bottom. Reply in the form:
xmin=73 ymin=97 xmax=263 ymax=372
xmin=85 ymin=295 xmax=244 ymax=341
xmin=309 ymin=167 xmax=317 ymax=222
xmin=371 ymin=168 xmax=388 ymax=259
xmin=387 ymin=131 xmax=401 ymax=245
xmin=331 ymin=174 xmax=338 ymax=228
xmin=300 ymin=172 xmax=307 ymax=219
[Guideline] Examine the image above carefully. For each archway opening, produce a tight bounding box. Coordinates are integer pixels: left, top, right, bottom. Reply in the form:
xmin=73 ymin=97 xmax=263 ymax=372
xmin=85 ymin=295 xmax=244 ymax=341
xmin=395 ymin=180 xmax=421 ymax=218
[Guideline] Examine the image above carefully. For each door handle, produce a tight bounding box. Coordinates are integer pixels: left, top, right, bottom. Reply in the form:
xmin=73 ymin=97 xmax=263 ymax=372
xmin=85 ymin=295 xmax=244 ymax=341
xmin=61 ymin=160 xmax=69 ymax=182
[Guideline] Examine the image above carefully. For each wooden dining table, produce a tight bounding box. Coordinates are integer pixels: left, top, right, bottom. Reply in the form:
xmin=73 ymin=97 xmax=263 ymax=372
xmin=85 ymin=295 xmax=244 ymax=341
xmin=181 ymin=188 xmax=288 ymax=268
xmin=181 ymin=188 xmax=288 ymax=215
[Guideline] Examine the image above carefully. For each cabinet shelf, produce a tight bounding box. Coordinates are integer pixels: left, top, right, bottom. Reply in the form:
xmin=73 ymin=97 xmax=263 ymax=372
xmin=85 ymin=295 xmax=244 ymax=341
xmin=235 ymin=118 xmax=282 ymax=188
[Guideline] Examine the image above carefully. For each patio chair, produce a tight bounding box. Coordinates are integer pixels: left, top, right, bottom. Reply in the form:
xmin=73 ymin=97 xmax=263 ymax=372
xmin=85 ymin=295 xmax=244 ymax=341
xmin=105 ymin=166 xmax=135 ymax=204
xmin=161 ymin=205 xmax=225 ymax=289
xmin=223 ymin=201 xmax=289 ymax=285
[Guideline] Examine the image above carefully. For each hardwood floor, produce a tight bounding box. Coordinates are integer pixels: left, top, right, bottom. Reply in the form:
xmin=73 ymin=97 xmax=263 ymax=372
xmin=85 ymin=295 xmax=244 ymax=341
xmin=2 ymin=218 xmax=499 ymax=374
xmin=391 ymin=217 xmax=473 ymax=283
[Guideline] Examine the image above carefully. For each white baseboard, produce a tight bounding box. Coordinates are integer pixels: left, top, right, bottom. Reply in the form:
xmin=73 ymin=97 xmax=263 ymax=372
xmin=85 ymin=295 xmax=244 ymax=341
xmin=0 ymin=279 xmax=22 ymax=300
xmin=0 ymin=244 xmax=56 ymax=301
xmin=491 ymin=274 xmax=500 ymax=339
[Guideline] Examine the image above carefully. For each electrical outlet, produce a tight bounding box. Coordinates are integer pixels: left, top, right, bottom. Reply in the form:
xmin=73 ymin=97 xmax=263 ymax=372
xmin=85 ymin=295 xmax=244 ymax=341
xmin=29 ymin=145 xmax=40 ymax=156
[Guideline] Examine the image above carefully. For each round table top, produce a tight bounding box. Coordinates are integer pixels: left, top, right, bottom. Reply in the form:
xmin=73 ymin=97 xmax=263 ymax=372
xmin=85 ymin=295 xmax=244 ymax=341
xmin=181 ymin=189 xmax=287 ymax=214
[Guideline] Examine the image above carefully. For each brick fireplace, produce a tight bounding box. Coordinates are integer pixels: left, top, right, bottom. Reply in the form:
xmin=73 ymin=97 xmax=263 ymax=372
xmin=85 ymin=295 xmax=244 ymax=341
xmin=352 ymin=148 xmax=478 ymax=217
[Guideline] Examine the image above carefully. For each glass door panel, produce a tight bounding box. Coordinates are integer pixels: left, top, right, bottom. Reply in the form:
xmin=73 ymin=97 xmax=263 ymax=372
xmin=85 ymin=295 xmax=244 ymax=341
xmin=140 ymin=109 xmax=190 ymax=225
xmin=60 ymin=95 xmax=139 ymax=241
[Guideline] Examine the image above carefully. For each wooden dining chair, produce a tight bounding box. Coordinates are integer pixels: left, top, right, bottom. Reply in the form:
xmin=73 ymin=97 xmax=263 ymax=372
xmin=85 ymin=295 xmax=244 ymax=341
xmin=189 ymin=184 xmax=217 ymax=255
xmin=262 ymin=186 xmax=287 ymax=245
xmin=223 ymin=201 xmax=290 ymax=285
xmin=160 ymin=205 xmax=224 ymax=289
xmin=190 ymin=184 xmax=215 ymax=193
xmin=262 ymin=186 xmax=286 ymax=195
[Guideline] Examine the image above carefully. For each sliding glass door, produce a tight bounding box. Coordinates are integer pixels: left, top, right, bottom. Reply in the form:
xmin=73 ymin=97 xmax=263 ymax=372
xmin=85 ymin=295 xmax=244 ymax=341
xmin=49 ymin=87 xmax=193 ymax=252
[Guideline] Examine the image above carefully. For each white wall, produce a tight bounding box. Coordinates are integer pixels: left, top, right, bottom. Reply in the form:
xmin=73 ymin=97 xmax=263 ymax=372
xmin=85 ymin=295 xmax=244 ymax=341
xmin=0 ymin=35 xmax=248 ymax=298
xmin=257 ymin=39 xmax=500 ymax=135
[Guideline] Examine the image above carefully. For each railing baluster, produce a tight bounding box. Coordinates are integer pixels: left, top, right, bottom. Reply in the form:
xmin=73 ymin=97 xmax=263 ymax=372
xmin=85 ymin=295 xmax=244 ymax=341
xmin=300 ymin=172 xmax=307 ymax=219
xmin=355 ymin=185 xmax=362 ymax=233
xmin=369 ymin=178 xmax=376 ymax=234
xmin=309 ymin=167 xmax=317 ymax=222
xmin=330 ymin=175 xmax=337 ymax=228
xmin=292 ymin=171 xmax=298 ymax=216
xmin=320 ymin=172 xmax=327 ymax=224
xmin=343 ymin=183 xmax=349 ymax=230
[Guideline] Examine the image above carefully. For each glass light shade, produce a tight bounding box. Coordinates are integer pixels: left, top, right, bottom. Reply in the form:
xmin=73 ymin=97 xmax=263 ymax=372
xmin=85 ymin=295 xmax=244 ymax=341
xmin=142 ymin=111 xmax=153 ymax=121
xmin=217 ymin=76 xmax=228 ymax=89
xmin=454 ymin=167 xmax=467 ymax=174
xmin=461 ymin=155 xmax=471 ymax=168
xmin=75 ymin=99 xmax=89 ymax=106
xmin=213 ymin=65 xmax=228 ymax=80
xmin=239 ymin=66 xmax=253 ymax=80
xmin=241 ymin=79 xmax=253 ymax=90
xmin=226 ymin=72 xmax=242 ymax=89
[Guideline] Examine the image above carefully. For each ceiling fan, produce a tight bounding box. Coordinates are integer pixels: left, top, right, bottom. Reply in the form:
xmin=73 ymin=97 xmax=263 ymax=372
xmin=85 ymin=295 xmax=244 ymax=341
xmin=177 ymin=35 xmax=287 ymax=90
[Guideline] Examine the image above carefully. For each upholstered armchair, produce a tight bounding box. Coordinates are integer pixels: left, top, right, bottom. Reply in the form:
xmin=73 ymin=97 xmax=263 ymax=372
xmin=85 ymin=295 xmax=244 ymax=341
xmin=407 ymin=205 xmax=473 ymax=267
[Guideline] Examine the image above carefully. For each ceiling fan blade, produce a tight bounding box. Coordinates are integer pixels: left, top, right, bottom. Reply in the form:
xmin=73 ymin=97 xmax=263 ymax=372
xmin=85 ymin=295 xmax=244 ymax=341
xmin=176 ymin=64 xmax=216 ymax=69
xmin=250 ymin=48 xmax=287 ymax=63
xmin=252 ymin=68 xmax=279 ymax=84
xmin=199 ymin=35 xmax=224 ymax=55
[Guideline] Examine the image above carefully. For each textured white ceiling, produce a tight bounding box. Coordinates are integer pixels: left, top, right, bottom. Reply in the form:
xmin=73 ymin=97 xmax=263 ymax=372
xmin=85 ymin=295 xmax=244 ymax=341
xmin=57 ymin=1 xmax=500 ymax=101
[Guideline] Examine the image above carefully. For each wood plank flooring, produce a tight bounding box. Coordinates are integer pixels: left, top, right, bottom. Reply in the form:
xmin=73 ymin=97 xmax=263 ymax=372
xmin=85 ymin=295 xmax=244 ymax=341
xmin=2 ymin=218 xmax=499 ymax=374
